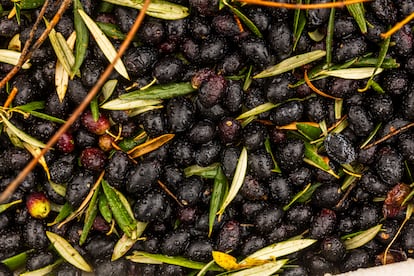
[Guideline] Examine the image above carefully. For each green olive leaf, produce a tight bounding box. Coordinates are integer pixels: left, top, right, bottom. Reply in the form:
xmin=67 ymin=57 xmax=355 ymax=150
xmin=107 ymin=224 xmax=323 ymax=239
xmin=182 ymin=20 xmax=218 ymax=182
xmin=283 ymin=183 xmax=322 ymax=211
xmin=0 ymin=49 xmax=31 ymax=69
xmin=72 ymin=0 xmax=89 ymax=79
xmin=236 ymin=102 xmax=277 ymax=120
xmin=308 ymin=29 xmax=325 ymax=42
xmin=100 ymin=98 xmax=162 ymax=110
xmin=98 ymin=191 xmax=113 ymax=223
xmin=112 ymin=221 xmax=148 ymax=261
xmin=217 ymin=147 xmax=247 ymax=221
xmin=47 ymin=202 xmax=73 ymax=226
xmin=101 ymin=79 xmax=118 ymax=104
xmin=222 ymin=0 xmax=263 ymax=38
xmin=343 ymin=224 xmax=382 ymax=250
xmin=1 ymin=249 xmax=33 ymax=271
xmin=296 ymin=123 xmax=322 ymax=141
xmin=18 ymin=0 xmax=46 ymax=9
xmin=78 ymin=9 xmax=130 ymax=80
xmin=120 ymin=82 xmax=196 ymax=100
xmin=209 ymin=167 xmax=228 ymax=237
xmin=347 ymin=2 xmax=367 ymax=34
xmin=127 ymin=251 xmax=223 ymax=271
xmin=20 ymin=259 xmax=64 ymax=276
xmin=79 ymin=185 xmax=100 ymax=245
xmin=319 ymin=67 xmax=384 ymax=79
xmin=46 ymin=231 xmax=92 ymax=272
xmin=264 ymin=138 xmax=281 ymax=173
xmin=303 ymin=142 xmax=339 ymax=178
xmin=0 ymin=199 xmax=22 ymax=214
xmin=103 ymin=0 xmax=189 ymax=20
xmin=101 ymin=180 xmax=137 ymax=237
xmin=128 ymin=105 xmax=164 ymax=117
xmin=96 ymin=21 xmax=128 ymax=40
xmin=254 ymin=50 xmax=326 ymax=79
xmin=184 ymin=163 xmax=219 ymax=179
xmin=0 ymin=113 xmax=46 ymax=148
xmin=326 ymin=5 xmax=335 ymax=65
xmin=240 ymin=239 xmax=317 ymax=264
xmin=227 ymin=259 xmax=288 ymax=276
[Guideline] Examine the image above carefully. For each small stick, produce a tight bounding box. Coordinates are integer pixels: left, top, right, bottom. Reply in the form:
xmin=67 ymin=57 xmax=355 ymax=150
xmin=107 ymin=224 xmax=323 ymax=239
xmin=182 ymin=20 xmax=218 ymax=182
xmin=237 ymin=0 xmax=371 ymax=10
xmin=0 ymin=0 xmax=152 ymax=203
xmin=3 ymin=87 xmax=18 ymax=108
xmin=304 ymin=70 xmax=341 ymax=100
xmin=233 ymin=14 xmax=244 ymax=33
xmin=381 ymin=12 xmax=414 ymax=39
xmin=362 ymin=122 xmax=414 ymax=150
xmin=158 ymin=180 xmax=184 ymax=207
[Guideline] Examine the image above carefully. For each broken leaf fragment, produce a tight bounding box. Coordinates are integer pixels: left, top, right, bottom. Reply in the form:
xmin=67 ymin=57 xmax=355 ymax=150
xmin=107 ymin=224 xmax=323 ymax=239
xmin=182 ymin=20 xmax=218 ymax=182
xmin=212 ymin=251 xmax=241 ymax=271
xmin=0 ymin=49 xmax=31 ymax=69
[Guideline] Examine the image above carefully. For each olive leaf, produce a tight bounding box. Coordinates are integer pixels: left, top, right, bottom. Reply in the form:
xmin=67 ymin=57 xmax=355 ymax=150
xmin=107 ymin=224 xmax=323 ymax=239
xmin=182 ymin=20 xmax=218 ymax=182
xmin=236 ymin=102 xmax=277 ymax=120
xmin=360 ymin=122 xmax=382 ymax=149
xmin=101 ymin=180 xmax=137 ymax=237
xmin=217 ymin=147 xmax=247 ymax=221
xmin=46 ymin=20 xmax=76 ymax=76
xmin=347 ymin=2 xmax=367 ymax=34
xmin=0 ymin=49 xmax=31 ymax=69
xmin=128 ymin=133 xmax=175 ymax=159
xmin=98 ymin=191 xmax=113 ymax=223
xmin=56 ymin=31 xmax=76 ymax=102
xmin=326 ymin=4 xmax=335 ymax=65
xmin=240 ymin=239 xmax=317 ymax=264
xmin=343 ymin=224 xmax=382 ymax=250
xmin=103 ymin=0 xmax=190 ymax=20
xmin=72 ymin=0 xmax=89 ymax=79
xmin=303 ymin=142 xmax=339 ymax=178
xmin=101 ymin=79 xmax=118 ymax=104
xmin=254 ymin=50 xmax=326 ymax=79
xmin=0 ymin=199 xmax=22 ymax=214
xmin=0 ymin=113 xmax=46 ymax=148
xmin=296 ymin=122 xmax=322 ymax=141
xmin=96 ymin=22 xmax=128 ymax=40
xmin=264 ymin=138 xmax=281 ymax=173
xmin=79 ymin=185 xmax=100 ymax=245
xmin=77 ymin=9 xmax=130 ymax=80
xmin=308 ymin=29 xmax=325 ymax=42
xmin=47 ymin=202 xmax=73 ymax=226
xmin=318 ymin=67 xmax=384 ymax=79
xmin=184 ymin=163 xmax=219 ymax=178
xmin=127 ymin=251 xmax=223 ymax=271
xmin=120 ymin=82 xmax=195 ymax=100
xmin=23 ymin=142 xmax=51 ymax=180
xmin=128 ymin=105 xmax=164 ymax=117
xmin=46 ymin=231 xmax=92 ymax=272
xmin=197 ymin=260 xmax=218 ymax=276
xmin=1 ymin=249 xmax=33 ymax=271
xmin=16 ymin=0 xmax=45 ymax=9
xmin=20 ymin=259 xmax=64 ymax=276
xmin=100 ymin=98 xmax=162 ymax=110
xmin=112 ymin=221 xmax=148 ymax=261
xmin=227 ymin=259 xmax=288 ymax=276
xmin=292 ymin=0 xmax=306 ymax=51
xmin=209 ymin=167 xmax=228 ymax=237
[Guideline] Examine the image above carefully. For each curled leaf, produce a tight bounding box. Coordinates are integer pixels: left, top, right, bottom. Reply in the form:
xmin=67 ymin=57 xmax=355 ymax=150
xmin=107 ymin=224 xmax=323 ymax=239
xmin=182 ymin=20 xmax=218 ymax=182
xmin=128 ymin=133 xmax=175 ymax=158
xmin=78 ymin=9 xmax=130 ymax=80
xmin=46 ymin=231 xmax=92 ymax=272
xmin=112 ymin=221 xmax=148 ymax=261
xmin=212 ymin=251 xmax=240 ymax=271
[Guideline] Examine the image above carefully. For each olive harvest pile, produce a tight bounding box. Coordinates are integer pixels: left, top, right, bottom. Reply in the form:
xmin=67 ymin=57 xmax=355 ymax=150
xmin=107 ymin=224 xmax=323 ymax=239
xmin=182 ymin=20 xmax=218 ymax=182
xmin=1 ymin=0 xmax=414 ymax=275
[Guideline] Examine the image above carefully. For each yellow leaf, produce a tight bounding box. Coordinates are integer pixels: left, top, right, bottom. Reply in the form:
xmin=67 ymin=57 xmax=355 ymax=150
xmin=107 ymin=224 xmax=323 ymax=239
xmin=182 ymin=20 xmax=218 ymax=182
xmin=212 ymin=251 xmax=241 ymax=271
xmin=128 ymin=133 xmax=175 ymax=158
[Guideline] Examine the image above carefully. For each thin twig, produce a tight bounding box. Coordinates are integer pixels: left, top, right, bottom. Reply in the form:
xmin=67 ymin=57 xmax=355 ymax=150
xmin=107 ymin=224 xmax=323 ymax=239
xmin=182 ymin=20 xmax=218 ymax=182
xmin=0 ymin=0 xmax=152 ymax=203
xmin=237 ymin=0 xmax=371 ymax=9
xmin=362 ymin=122 xmax=414 ymax=150
xmin=381 ymin=12 xmax=414 ymax=39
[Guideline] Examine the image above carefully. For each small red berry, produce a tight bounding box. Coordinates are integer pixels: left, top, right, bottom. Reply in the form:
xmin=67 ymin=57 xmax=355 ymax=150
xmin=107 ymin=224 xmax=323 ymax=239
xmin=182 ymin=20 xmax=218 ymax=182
xmin=81 ymin=110 xmax=110 ymax=135
xmin=56 ymin=132 xmax=75 ymax=153
xmin=80 ymin=147 xmax=107 ymax=172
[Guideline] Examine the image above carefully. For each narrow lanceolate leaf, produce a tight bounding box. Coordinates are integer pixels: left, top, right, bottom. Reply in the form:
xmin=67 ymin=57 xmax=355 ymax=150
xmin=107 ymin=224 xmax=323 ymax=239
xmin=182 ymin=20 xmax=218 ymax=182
xmin=236 ymin=102 xmax=277 ymax=120
xmin=0 ymin=199 xmax=22 ymax=214
xmin=128 ymin=133 xmax=175 ymax=159
xmin=77 ymin=9 xmax=130 ymax=80
xmin=79 ymin=185 xmax=100 ymax=245
xmin=46 ymin=231 xmax=92 ymax=272
xmin=20 ymin=259 xmax=64 ymax=276
xmin=120 ymin=82 xmax=195 ymax=100
xmin=72 ymin=0 xmax=89 ymax=78
xmin=184 ymin=163 xmax=219 ymax=178
xmin=254 ymin=50 xmax=326 ymax=78
xmin=101 ymin=180 xmax=137 ymax=237
xmin=303 ymin=142 xmax=339 ymax=178
xmin=343 ymin=224 xmax=382 ymax=250
xmin=56 ymin=31 xmax=76 ymax=102
xmin=46 ymin=20 xmax=76 ymax=76
xmin=98 ymin=191 xmax=112 ymax=223
xmin=347 ymin=3 xmax=367 ymax=34
xmin=96 ymin=22 xmax=128 ymax=40
xmin=319 ymin=67 xmax=384 ymax=79
xmin=100 ymin=98 xmax=162 ymax=110
xmin=209 ymin=167 xmax=228 ymax=237
xmin=47 ymin=202 xmax=73 ymax=226
xmin=101 ymin=79 xmax=118 ymax=104
xmin=217 ymin=147 xmax=247 ymax=221
xmin=127 ymin=252 xmax=223 ymax=271
xmin=240 ymin=239 xmax=317 ymax=264
xmin=223 ymin=0 xmax=263 ymax=38
xmin=103 ymin=0 xmax=189 ymax=20
xmin=112 ymin=221 xmax=148 ymax=261
xmin=0 ymin=113 xmax=46 ymax=148
xmin=326 ymin=4 xmax=335 ymax=65
xmin=23 ymin=142 xmax=51 ymax=179
xmin=227 ymin=259 xmax=288 ymax=276
xmin=0 ymin=49 xmax=31 ymax=69
xmin=1 ymin=250 xmax=33 ymax=271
